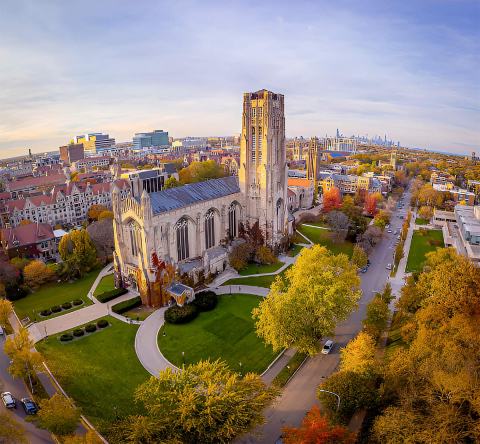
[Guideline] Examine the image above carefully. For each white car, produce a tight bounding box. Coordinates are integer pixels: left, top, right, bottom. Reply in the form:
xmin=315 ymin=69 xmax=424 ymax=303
xmin=386 ymin=263 xmax=392 ymax=270
xmin=321 ymin=340 xmax=334 ymax=354
xmin=387 ymin=229 xmax=392 ymax=233
xmin=1 ymin=392 xmax=16 ymax=409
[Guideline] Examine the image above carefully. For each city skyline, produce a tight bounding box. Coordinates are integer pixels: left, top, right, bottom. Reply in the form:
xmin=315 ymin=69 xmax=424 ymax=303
xmin=1 ymin=0 xmax=479 ymax=157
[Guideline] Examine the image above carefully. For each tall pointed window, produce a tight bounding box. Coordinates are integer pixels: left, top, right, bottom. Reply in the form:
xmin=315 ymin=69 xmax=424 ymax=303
xmin=175 ymin=218 xmax=189 ymax=261
xmin=228 ymin=203 xmax=237 ymax=238
xmin=205 ymin=210 xmax=215 ymax=249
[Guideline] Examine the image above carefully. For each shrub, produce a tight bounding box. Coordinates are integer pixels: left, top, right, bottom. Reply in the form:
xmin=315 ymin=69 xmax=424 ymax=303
xmin=72 ymin=299 xmax=83 ymax=306
xmin=97 ymin=319 xmax=109 ymax=328
xmin=192 ymin=291 xmax=218 ymax=312
xmin=61 ymin=302 xmax=72 ymax=310
xmin=6 ymin=285 xmax=29 ymax=301
xmin=60 ymin=334 xmax=73 ymax=342
xmin=95 ymin=287 xmax=128 ymax=303
xmin=51 ymin=305 xmax=62 ymax=313
xmin=229 ymin=243 xmax=254 ymax=271
xmin=164 ymin=304 xmax=198 ymax=324
xmin=256 ymin=245 xmax=277 ymax=265
xmin=40 ymin=309 xmax=52 ymax=316
xmin=72 ymin=329 xmax=84 ymax=337
xmin=112 ymin=296 xmax=141 ymax=314
xmin=85 ymin=324 xmax=96 ymax=333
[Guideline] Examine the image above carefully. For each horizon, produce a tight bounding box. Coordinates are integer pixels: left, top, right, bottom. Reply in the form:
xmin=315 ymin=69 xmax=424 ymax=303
xmin=1 ymin=0 xmax=479 ymax=158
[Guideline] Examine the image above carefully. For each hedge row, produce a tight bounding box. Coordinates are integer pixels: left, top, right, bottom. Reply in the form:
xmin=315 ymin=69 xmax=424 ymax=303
xmin=192 ymin=291 xmax=218 ymax=312
xmin=165 ymin=304 xmax=198 ymax=324
xmin=95 ymin=287 xmax=128 ymax=303
xmin=112 ymin=296 xmax=141 ymax=314
xmin=59 ymin=319 xmax=109 ymax=342
xmin=40 ymin=299 xmax=83 ymax=317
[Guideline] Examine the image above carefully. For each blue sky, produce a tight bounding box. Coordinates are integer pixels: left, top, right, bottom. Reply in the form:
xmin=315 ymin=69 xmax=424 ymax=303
xmin=0 ymin=0 xmax=478 ymax=157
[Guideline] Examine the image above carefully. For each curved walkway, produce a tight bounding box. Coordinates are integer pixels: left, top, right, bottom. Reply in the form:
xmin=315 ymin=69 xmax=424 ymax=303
xmin=134 ymin=285 xmax=271 ymax=376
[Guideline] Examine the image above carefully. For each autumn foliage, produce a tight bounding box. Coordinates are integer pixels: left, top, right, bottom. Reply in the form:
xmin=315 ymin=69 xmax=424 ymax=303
xmin=283 ymin=405 xmax=356 ymax=444
xmin=364 ymin=193 xmax=378 ymax=216
xmin=322 ymin=187 xmax=342 ymax=213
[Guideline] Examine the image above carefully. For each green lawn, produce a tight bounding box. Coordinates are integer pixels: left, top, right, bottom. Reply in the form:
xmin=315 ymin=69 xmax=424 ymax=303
xmin=93 ymin=274 xmax=115 ymax=296
xmin=36 ymin=317 xmax=149 ymax=435
xmin=222 ymin=265 xmax=291 ymax=288
xmin=415 ymin=217 xmax=429 ymax=225
xmin=297 ymin=225 xmax=354 ymax=257
xmin=14 ymin=269 xmax=99 ymax=322
xmin=406 ymin=229 xmax=444 ymax=273
xmin=238 ymin=261 xmax=283 ymax=276
xmin=288 ymin=244 xmax=304 ymax=257
xmin=158 ymin=294 xmax=278 ymax=374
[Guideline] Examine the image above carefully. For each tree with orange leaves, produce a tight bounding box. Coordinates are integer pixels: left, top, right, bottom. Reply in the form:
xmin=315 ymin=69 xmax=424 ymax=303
xmin=364 ymin=193 xmax=378 ymax=216
xmin=283 ymin=405 xmax=356 ymax=444
xmin=322 ymin=187 xmax=342 ymax=213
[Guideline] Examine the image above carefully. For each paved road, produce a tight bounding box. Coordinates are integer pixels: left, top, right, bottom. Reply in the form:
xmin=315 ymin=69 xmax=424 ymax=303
xmin=0 ymin=334 xmax=53 ymax=444
xmin=240 ymin=189 xmax=411 ymax=443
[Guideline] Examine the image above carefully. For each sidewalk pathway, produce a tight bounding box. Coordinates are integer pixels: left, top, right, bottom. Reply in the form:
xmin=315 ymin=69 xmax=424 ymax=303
xmin=87 ymin=263 xmax=114 ymax=302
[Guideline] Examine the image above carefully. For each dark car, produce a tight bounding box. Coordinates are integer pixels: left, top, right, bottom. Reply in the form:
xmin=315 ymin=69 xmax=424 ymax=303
xmin=21 ymin=398 xmax=38 ymax=415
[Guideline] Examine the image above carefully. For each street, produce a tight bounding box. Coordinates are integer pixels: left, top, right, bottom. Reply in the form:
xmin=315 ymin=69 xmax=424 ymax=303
xmin=241 ymin=189 xmax=411 ymax=443
xmin=0 ymin=334 xmax=53 ymax=443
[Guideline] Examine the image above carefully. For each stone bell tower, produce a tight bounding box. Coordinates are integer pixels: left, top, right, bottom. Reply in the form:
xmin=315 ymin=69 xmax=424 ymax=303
xmin=239 ymin=89 xmax=288 ymax=246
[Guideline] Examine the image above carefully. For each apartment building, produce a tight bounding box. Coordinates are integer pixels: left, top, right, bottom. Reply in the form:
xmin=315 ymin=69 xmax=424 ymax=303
xmin=5 ymin=172 xmax=68 ymax=198
xmin=5 ymin=179 xmax=130 ymax=228
xmin=72 ymin=156 xmax=112 ymax=171
xmin=320 ymin=173 xmax=382 ymax=195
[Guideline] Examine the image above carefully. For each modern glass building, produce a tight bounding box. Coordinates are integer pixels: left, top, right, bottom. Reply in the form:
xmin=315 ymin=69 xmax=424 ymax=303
xmin=133 ymin=130 xmax=169 ymax=150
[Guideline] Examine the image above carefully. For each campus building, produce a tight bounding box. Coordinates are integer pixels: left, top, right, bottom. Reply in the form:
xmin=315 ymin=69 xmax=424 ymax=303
xmin=112 ymin=89 xmax=290 ymax=306
xmin=133 ymin=130 xmax=169 ymax=150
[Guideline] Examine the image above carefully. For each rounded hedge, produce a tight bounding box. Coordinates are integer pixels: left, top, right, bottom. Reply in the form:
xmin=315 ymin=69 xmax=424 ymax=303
xmin=73 ymin=299 xmax=83 ymax=306
xmin=60 ymin=333 xmax=73 ymax=342
xmin=40 ymin=309 xmax=52 ymax=316
xmin=62 ymin=302 xmax=72 ymax=310
xmin=85 ymin=324 xmax=97 ymax=333
xmin=164 ymin=304 xmax=198 ymax=324
xmin=97 ymin=319 xmax=109 ymax=328
xmin=72 ymin=328 xmax=84 ymax=337
xmin=51 ymin=305 xmax=62 ymax=313
xmin=193 ymin=291 xmax=218 ymax=312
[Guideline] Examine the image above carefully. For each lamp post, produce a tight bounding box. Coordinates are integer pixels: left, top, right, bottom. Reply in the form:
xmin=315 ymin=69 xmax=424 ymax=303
xmin=182 ymin=351 xmax=185 ymax=365
xmin=239 ymin=362 xmax=242 ymax=376
xmin=318 ymin=389 xmax=341 ymax=411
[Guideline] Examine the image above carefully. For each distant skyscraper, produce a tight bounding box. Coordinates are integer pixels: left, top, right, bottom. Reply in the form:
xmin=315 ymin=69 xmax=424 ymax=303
xmin=59 ymin=143 xmax=84 ymax=164
xmin=133 ymin=130 xmax=169 ymax=150
xmin=336 ymin=128 xmax=340 ymax=138
xmin=306 ymin=137 xmax=320 ymax=182
xmin=75 ymin=133 xmax=115 ymax=154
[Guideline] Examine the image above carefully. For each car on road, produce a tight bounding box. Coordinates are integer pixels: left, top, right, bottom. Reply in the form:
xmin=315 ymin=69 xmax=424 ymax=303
xmin=399 ymin=215 xmax=404 ymax=219
xmin=1 ymin=392 xmax=16 ymax=409
xmin=387 ymin=229 xmax=392 ymax=233
xmin=21 ymin=398 xmax=38 ymax=415
xmin=321 ymin=340 xmax=334 ymax=354
xmin=361 ymin=266 xmax=368 ymax=273
xmin=386 ymin=263 xmax=392 ymax=270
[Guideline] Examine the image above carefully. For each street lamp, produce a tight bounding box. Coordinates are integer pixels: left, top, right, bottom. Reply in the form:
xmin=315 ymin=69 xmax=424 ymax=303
xmin=182 ymin=351 xmax=185 ymax=365
xmin=318 ymin=389 xmax=341 ymax=411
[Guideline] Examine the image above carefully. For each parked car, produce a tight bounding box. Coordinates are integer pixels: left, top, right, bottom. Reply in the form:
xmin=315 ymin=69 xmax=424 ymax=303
xmin=387 ymin=229 xmax=393 ymax=233
xmin=361 ymin=267 xmax=368 ymax=273
xmin=321 ymin=340 xmax=334 ymax=354
xmin=21 ymin=398 xmax=38 ymax=415
xmin=1 ymin=392 xmax=16 ymax=409
xmin=386 ymin=263 xmax=392 ymax=270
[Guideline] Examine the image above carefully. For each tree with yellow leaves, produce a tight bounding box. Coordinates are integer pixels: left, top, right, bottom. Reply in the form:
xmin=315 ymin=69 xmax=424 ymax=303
xmin=0 ymin=299 xmax=13 ymax=328
xmin=340 ymin=331 xmax=377 ymax=375
xmin=23 ymin=259 xmax=55 ymax=290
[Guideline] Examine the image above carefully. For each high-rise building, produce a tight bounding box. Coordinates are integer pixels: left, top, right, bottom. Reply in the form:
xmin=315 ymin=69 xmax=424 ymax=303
xmin=59 ymin=143 xmax=84 ymax=164
xmin=239 ymin=89 xmax=288 ymax=245
xmin=306 ymin=137 xmax=320 ymax=182
xmin=132 ymin=130 xmax=169 ymax=150
xmin=74 ymin=133 xmax=115 ymax=154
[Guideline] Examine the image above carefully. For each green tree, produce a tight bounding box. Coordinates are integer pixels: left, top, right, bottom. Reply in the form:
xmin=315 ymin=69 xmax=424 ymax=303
xmin=363 ymin=295 xmax=389 ymax=341
xmin=179 ymin=160 xmax=225 ymax=184
xmin=59 ymin=229 xmax=98 ymax=277
xmin=37 ymin=394 xmax=80 ymax=436
xmin=317 ymin=371 xmax=378 ymax=422
xmin=164 ymin=176 xmax=180 ymax=189
xmin=351 ymin=245 xmax=368 ymax=268
xmin=115 ymin=360 xmax=278 ymax=443
xmin=253 ymin=245 xmax=361 ymax=355
xmin=0 ymin=412 xmax=27 ymax=443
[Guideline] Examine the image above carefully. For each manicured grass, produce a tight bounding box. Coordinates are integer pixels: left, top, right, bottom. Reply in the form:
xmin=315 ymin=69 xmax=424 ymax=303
xmin=415 ymin=217 xmax=429 ymax=225
xmin=222 ymin=265 xmax=292 ymax=288
xmin=123 ymin=306 xmax=155 ymax=321
xmin=238 ymin=261 xmax=283 ymax=276
xmin=158 ymin=294 xmax=278 ymax=374
xmin=14 ymin=269 xmax=99 ymax=322
xmin=272 ymin=352 xmax=308 ymax=387
xmin=37 ymin=317 xmax=149 ymax=435
xmin=405 ymin=229 xmax=444 ymax=273
xmin=288 ymin=244 xmax=304 ymax=257
xmin=297 ymin=225 xmax=354 ymax=257
xmin=93 ymin=274 xmax=115 ymax=296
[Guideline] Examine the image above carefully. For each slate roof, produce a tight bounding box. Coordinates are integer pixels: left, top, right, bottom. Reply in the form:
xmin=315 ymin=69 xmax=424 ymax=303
xmin=149 ymin=176 xmax=240 ymax=215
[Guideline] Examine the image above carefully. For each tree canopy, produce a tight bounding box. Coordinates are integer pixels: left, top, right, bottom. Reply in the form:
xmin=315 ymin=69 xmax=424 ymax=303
xmin=253 ymin=245 xmax=361 ymax=355
xmin=179 ymin=160 xmax=225 ymax=184
xmin=59 ymin=229 xmax=97 ymax=277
